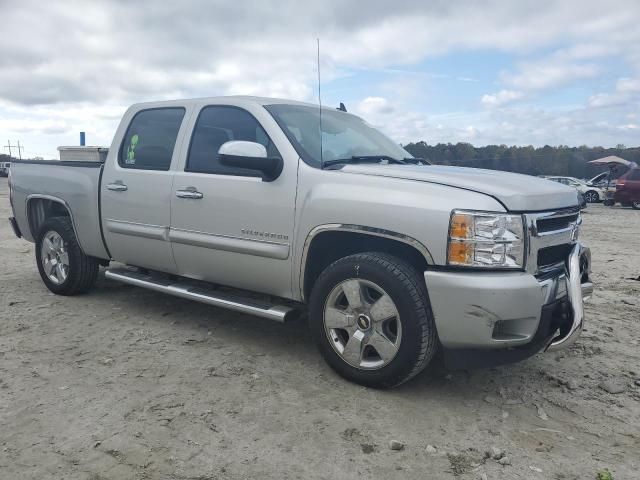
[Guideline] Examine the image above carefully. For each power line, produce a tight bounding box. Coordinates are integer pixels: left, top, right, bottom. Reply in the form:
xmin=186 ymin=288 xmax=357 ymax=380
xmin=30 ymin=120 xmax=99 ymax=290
xmin=3 ymin=140 xmax=26 ymax=159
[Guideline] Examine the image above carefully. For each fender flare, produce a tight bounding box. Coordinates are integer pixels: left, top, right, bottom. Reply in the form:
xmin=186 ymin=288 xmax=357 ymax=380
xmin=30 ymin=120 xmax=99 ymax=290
xmin=26 ymin=194 xmax=86 ymax=254
xmin=299 ymin=223 xmax=434 ymax=300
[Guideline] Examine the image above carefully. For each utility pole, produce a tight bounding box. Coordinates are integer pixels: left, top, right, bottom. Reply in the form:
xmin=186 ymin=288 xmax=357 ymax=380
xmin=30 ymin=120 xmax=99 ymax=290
xmin=16 ymin=140 xmax=24 ymax=160
xmin=4 ymin=140 xmax=25 ymax=159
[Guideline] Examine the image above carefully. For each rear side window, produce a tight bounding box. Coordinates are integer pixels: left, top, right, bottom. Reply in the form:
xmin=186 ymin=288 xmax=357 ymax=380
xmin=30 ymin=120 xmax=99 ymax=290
xmin=628 ymin=169 xmax=640 ymax=180
xmin=119 ymin=108 xmax=185 ymax=170
xmin=186 ymin=106 xmax=279 ymax=175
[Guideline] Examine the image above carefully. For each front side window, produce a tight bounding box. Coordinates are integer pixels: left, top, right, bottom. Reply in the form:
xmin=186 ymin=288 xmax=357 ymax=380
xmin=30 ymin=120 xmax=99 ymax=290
xmin=186 ymin=106 xmax=279 ymax=175
xmin=119 ymin=108 xmax=185 ymax=170
xmin=265 ymin=104 xmax=412 ymax=168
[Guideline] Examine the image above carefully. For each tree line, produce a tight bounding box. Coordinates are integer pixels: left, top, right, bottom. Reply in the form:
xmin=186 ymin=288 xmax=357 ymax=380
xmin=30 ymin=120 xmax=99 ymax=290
xmin=403 ymin=142 xmax=639 ymax=179
xmin=3 ymin=143 xmax=638 ymax=180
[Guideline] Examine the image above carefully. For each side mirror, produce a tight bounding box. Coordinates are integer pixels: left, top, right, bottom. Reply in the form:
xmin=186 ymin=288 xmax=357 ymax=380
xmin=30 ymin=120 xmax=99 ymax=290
xmin=218 ymin=141 xmax=283 ymax=182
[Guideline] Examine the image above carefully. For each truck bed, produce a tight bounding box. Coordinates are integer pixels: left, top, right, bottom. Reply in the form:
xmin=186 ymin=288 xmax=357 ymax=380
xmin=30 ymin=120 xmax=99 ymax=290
xmin=10 ymin=160 xmax=109 ymax=259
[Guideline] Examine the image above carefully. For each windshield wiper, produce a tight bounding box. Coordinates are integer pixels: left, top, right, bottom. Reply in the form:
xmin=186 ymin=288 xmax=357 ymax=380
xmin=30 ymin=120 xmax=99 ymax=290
xmin=403 ymin=157 xmax=430 ymax=165
xmin=323 ymin=155 xmax=408 ymax=169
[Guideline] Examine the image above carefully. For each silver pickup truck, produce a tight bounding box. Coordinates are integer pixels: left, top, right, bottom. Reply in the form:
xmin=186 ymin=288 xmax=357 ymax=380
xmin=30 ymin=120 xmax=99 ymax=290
xmin=7 ymin=96 xmax=592 ymax=388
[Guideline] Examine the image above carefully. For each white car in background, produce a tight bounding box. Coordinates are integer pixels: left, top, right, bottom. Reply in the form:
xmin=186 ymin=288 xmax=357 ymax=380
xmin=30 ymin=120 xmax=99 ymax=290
xmin=0 ymin=161 xmax=10 ymax=177
xmin=542 ymin=176 xmax=604 ymax=203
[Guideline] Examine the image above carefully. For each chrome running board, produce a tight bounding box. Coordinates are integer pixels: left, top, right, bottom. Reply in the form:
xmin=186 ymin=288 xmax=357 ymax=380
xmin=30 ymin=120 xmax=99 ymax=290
xmin=104 ymin=267 xmax=296 ymax=322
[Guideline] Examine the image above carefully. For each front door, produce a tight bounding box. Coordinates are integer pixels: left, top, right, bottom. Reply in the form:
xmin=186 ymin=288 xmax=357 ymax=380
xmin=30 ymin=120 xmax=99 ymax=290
xmin=101 ymin=106 xmax=187 ymax=273
xmin=170 ymin=105 xmax=297 ymax=298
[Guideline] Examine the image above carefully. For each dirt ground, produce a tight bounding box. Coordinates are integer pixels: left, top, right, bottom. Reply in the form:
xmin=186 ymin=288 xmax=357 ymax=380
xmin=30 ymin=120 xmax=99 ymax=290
xmin=1 ymin=178 xmax=639 ymax=480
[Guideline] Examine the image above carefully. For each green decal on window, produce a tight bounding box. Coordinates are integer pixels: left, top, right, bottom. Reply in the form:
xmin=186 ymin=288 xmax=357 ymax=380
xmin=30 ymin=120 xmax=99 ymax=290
xmin=126 ymin=134 xmax=139 ymax=164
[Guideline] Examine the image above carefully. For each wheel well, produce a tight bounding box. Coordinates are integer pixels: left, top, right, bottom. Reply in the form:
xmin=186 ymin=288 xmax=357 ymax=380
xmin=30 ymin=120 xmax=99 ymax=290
xmin=27 ymin=198 xmax=72 ymax=238
xmin=303 ymin=230 xmax=429 ymax=300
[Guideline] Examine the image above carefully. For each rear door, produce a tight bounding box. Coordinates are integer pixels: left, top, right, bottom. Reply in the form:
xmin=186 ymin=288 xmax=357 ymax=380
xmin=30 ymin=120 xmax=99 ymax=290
xmin=169 ymin=103 xmax=298 ymax=298
xmin=101 ymin=106 xmax=188 ymax=273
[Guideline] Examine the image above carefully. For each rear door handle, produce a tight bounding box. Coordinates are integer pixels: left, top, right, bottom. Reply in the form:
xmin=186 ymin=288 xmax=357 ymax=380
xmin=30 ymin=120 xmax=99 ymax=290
xmin=176 ymin=188 xmax=204 ymax=199
xmin=106 ymin=182 xmax=128 ymax=192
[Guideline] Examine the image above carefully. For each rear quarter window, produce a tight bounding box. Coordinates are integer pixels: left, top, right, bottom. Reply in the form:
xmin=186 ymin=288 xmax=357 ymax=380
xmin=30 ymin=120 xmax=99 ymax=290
xmin=119 ymin=108 xmax=185 ymax=171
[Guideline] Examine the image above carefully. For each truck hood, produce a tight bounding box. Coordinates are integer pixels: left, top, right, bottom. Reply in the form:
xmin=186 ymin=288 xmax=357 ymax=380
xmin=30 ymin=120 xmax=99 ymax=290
xmin=340 ymin=164 xmax=579 ymax=212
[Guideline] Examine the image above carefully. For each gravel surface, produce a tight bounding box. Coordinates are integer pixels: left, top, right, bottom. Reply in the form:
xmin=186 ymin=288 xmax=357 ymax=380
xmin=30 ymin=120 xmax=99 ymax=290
xmin=1 ymin=178 xmax=639 ymax=479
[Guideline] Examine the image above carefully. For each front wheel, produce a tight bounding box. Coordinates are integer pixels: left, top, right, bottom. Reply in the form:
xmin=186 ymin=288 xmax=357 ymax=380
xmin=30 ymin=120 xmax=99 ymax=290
xmin=584 ymin=190 xmax=600 ymax=203
xmin=309 ymin=252 xmax=438 ymax=388
xmin=36 ymin=217 xmax=100 ymax=295
xmin=633 ymin=201 xmax=640 ymax=210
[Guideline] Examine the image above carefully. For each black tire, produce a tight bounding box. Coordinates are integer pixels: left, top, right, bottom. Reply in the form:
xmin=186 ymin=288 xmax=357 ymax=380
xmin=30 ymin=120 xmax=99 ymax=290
xmin=309 ymin=252 xmax=438 ymax=388
xmin=584 ymin=190 xmax=600 ymax=203
xmin=632 ymin=201 xmax=640 ymax=210
xmin=35 ymin=216 xmax=99 ymax=295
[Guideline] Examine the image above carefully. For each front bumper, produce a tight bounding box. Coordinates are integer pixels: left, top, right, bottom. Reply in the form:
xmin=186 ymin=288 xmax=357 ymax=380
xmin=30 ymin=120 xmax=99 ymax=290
xmin=424 ymin=243 xmax=592 ymax=368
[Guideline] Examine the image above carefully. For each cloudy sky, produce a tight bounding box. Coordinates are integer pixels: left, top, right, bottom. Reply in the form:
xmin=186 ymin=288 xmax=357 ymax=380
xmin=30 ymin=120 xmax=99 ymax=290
xmin=1 ymin=0 xmax=639 ymax=158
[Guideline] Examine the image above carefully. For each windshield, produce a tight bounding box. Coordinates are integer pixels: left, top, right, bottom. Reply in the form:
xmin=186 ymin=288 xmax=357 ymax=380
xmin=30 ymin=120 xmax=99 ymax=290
xmin=265 ymin=104 xmax=412 ymax=168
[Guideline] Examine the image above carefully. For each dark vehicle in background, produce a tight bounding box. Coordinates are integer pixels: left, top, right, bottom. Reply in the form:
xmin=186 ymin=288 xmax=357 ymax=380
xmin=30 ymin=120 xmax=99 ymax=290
xmin=614 ymin=168 xmax=640 ymax=209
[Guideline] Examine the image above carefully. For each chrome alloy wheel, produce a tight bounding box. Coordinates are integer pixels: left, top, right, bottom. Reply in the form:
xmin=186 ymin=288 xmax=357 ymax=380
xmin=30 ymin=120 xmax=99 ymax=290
xmin=584 ymin=191 xmax=599 ymax=203
xmin=40 ymin=230 xmax=69 ymax=285
xmin=323 ymin=278 xmax=402 ymax=370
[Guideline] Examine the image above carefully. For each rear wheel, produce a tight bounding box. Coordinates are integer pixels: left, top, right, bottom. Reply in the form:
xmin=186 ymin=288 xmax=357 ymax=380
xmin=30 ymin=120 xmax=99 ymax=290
xmin=633 ymin=201 xmax=640 ymax=210
xmin=309 ymin=252 xmax=438 ymax=388
xmin=584 ymin=190 xmax=600 ymax=203
xmin=36 ymin=217 xmax=99 ymax=295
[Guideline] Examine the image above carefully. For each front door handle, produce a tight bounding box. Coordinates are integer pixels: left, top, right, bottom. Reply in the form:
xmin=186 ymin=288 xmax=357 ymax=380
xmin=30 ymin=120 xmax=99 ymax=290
xmin=176 ymin=188 xmax=204 ymax=200
xmin=106 ymin=182 xmax=128 ymax=192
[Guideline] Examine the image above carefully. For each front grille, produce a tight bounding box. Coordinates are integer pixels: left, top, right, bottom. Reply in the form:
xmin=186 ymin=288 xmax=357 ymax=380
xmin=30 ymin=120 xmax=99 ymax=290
xmin=536 ymin=213 xmax=579 ymax=233
xmin=525 ymin=208 xmax=580 ymax=274
xmin=537 ymin=244 xmax=572 ymax=268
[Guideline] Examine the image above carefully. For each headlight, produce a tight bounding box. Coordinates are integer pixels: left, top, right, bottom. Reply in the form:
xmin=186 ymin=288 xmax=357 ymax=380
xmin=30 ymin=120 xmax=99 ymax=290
xmin=447 ymin=210 xmax=525 ymax=269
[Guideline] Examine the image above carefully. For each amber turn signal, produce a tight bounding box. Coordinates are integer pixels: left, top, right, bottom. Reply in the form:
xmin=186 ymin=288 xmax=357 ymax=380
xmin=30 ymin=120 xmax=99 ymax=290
xmin=449 ymin=213 xmax=472 ymax=239
xmin=448 ymin=241 xmax=472 ymax=265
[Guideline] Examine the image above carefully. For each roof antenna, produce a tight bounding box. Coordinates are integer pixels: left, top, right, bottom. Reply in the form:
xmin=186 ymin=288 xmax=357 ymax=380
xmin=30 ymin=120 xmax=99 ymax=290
xmin=317 ymin=38 xmax=324 ymax=169
xmin=338 ymin=102 xmax=347 ymax=112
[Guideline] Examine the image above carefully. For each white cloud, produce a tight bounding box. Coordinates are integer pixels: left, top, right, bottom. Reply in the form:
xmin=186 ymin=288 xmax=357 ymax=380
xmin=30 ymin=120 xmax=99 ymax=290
xmin=355 ymin=96 xmax=397 ymax=116
xmin=617 ymin=77 xmax=640 ymax=93
xmin=502 ymin=62 xmax=599 ymax=91
xmin=2 ymin=0 xmax=640 ymax=156
xmin=481 ymin=90 xmax=524 ymax=108
xmin=354 ymin=93 xmax=640 ymax=148
xmin=588 ymin=76 xmax=640 ymax=107
xmin=0 ymin=118 xmax=70 ymax=135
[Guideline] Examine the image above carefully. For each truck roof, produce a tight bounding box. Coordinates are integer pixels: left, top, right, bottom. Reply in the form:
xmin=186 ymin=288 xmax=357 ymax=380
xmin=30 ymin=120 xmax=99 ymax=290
xmin=129 ymin=95 xmax=325 ymax=111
